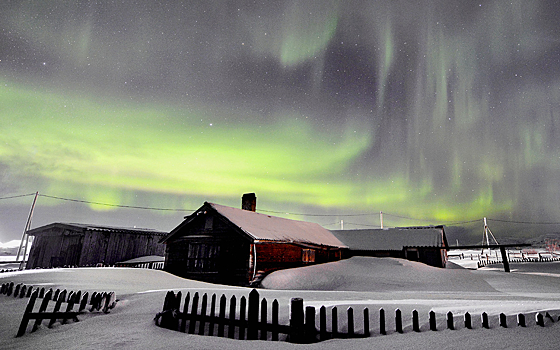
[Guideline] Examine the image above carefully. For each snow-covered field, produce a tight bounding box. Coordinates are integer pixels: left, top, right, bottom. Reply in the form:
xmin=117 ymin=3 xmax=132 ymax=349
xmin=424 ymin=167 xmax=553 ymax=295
xmin=1 ymin=257 xmax=560 ymax=349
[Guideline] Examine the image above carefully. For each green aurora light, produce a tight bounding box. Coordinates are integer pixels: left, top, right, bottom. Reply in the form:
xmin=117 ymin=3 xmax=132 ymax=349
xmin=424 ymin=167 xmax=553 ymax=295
xmin=1 ymin=80 xmax=517 ymax=222
xmin=1 ymin=1 xmax=560 ymax=241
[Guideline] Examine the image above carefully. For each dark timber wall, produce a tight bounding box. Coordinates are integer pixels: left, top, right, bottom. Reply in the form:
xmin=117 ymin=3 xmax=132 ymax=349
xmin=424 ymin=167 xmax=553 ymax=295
xmin=26 ymin=224 xmax=165 ymax=269
xmin=164 ymin=211 xmax=252 ymax=286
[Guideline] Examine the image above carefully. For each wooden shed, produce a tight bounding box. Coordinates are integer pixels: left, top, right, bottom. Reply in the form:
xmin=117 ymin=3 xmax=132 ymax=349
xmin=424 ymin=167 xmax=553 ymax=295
xmin=25 ymin=223 xmax=166 ymax=269
xmin=330 ymin=226 xmax=449 ymax=268
xmin=160 ymin=195 xmax=347 ymax=286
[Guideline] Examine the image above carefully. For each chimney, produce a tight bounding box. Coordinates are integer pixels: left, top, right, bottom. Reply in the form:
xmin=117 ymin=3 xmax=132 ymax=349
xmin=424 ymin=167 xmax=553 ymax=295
xmin=242 ymin=193 xmax=257 ymax=211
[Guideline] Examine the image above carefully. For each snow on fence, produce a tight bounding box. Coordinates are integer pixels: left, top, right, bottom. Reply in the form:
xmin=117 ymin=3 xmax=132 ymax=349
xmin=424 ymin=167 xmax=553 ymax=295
xmin=450 ymin=250 xmax=560 ymax=268
xmin=0 ymin=281 xmax=116 ymax=337
xmin=114 ymin=261 xmax=164 ymax=270
xmin=155 ymin=289 xmax=559 ymax=343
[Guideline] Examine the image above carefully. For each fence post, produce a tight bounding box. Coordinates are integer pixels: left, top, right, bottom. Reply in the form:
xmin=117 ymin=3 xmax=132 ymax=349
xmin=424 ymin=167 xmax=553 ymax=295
xmin=412 ymin=310 xmax=420 ymax=332
xmin=481 ymin=312 xmax=489 ymax=329
xmin=379 ymin=308 xmax=386 ymax=335
xmin=16 ymin=289 xmax=39 ymax=337
xmin=74 ymin=290 xmax=82 ymax=307
xmin=89 ymin=292 xmax=97 ymax=310
xmin=447 ymin=311 xmax=454 ymax=330
xmin=32 ymin=289 xmax=53 ymax=332
xmin=26 ymin=286 xmax=34 ymax=298
xmin=332 ymin=306 xmax=338 ymax=338
xmin=536 ymin=313 xmax=545 ymax=327
xmin=499 ymin=313 xmax=507 ymax=328
xmin=52 ymin=289 xmax=60 ymax=301
xmin=289 ymin=297 xmax=304 ymax=343
xmin=48 ymin=290 xmax=67 ymax=328
xmin=239 ymin=296 xmax=247 ymax=340
xmin=429 ymin=311 xmax=437 ymax=331
xmin=319 ymin=306 xmax=327 ymax=340
xmin=79 ymin=292 xmax=89 ymax=312
xmin=103 ymin=292 xmax=115 ymax=314
xmin=160 ymin=291 xmax=175 ymax=329
xmin=248 ymin=289 xmax=259 ymax=340
xmin=20 ymin=285 xmax=27 ymax=298
xmin=305 ymin=306 xmax=316 ymax=342
xmin=517 ymin=313 xmax=526 ymax=327
xmin=228 ymin=295 xmax=237 ymax=339
xmin=208 ymin=294 xmax=216 ymax=336
xmin=395 ymin=309 xmax=403 ymax=334
xmin=180 ymin=292 xmax=190 ymax=333
xmin=199 ymin=293 xmax=208 ymax=336
xmin=188 ymin=292 xmax=199 ymax=334
xmin=260 ymin=298 xmax=268 ymax=340
xmin=271 ymin=299 xmax=279 ymax=341
xmin=363 ymin=308 xmax=370 ymax=337
xmin=464 ymin=312 xmax=472 ymax=329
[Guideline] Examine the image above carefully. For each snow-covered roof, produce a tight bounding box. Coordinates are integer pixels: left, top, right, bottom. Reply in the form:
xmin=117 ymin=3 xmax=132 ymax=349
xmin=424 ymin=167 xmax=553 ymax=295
xmin=27 ymin=222 xmax=167 ymax=236
xmin=209 ymin=203 xmax=347 ymax=248
xmin=163 ymin=202 xmax=347 ymax=248
xmin=330 ymin=226 xmax=447 ymax=251
xmin=116 ymin=255 xmax=165 ymax=264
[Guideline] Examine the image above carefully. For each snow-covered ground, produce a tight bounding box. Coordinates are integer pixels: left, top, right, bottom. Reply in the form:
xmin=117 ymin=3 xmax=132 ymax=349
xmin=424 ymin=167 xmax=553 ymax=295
xmin=1 ymin=257 xmax=560 ymax=349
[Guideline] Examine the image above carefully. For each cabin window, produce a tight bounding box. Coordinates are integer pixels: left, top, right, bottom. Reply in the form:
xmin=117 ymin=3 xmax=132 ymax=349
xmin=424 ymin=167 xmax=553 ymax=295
xmin=187 ymin=243 xmax=220 ymax=272
xmin=302 ymin=249 xmax=315 ymax=263
xmin=205 ymin=216 xmax=213 ymax=230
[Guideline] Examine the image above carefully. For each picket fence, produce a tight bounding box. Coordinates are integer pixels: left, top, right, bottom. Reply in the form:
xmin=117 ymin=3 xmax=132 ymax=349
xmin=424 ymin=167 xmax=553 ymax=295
xmin=155 ymin=289 xmax=558 ymax=343
xmin=155 ymin=289 xmax=370 ymax=343
xmin=0 ymin=281 xmax=116 ymax=337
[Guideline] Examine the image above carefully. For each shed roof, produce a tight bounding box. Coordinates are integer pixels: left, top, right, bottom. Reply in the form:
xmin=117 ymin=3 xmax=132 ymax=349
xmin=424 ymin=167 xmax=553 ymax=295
xmin=116 ymin=255 xmax=165 ymax=264
xmin=27 ymin=222 xmax=167 ymax=236
xmin=163 ymin=202 xmax=347 ymax=248
xmin=330 ymin=226 xmax=447 ymax=251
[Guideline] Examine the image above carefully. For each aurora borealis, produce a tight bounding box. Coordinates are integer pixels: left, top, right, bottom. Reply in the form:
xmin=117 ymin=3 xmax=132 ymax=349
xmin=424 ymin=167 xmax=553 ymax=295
xmin=1 ymin=1 xmax=560 ymax=242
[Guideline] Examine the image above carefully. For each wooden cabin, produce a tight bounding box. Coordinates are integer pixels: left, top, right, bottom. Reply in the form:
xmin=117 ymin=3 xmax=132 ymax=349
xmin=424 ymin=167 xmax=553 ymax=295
xmin=330 ymin=226 xmax=449 ymax=268
xmin=160 ymin=194 xmax=347 ymax=286
xmin=26 ymin=223 xmax=166 ymax=269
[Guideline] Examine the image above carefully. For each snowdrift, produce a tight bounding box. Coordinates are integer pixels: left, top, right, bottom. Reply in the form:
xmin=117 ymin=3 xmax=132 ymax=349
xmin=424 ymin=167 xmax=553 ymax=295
xmin=261 ymin=257 xmax=496 ymax=292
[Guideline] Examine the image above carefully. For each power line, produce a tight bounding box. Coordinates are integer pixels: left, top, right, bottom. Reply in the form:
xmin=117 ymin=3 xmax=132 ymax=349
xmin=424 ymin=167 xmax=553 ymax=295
xmin=487 ymin=218 xmax=560 ymax=225
xmin=444 ymin=219 xmax=482 ymax=226
xmin=340 ymin=222 xmax=382 ymax=228
xmin=0 ymin=193 xmax=37 ymax=200
xmin=38 ymin=194 xmax=193 ymax=212
xmin=257 ymin=208 xmax=373 ymax=217
xmin=3 ymin=192 xmax=560 ymax=226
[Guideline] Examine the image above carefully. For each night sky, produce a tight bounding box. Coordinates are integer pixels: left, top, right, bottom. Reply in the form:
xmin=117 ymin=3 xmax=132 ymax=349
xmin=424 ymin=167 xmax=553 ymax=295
xmin=2 ymin=1 xmax=560 ymax=243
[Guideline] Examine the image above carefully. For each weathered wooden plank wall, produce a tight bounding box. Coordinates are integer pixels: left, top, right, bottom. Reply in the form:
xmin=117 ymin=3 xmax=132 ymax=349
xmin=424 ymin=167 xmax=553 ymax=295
xmin=79 ymin=231 xmax=109 ymax=266
xmin=27 ymin=225 xmax=165 ymax=268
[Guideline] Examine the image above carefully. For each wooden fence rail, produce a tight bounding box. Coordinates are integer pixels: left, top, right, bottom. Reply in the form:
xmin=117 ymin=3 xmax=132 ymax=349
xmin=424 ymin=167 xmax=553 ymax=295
xmin=155 ymin=289 xmax=559 ymax=343
xmin=1 ymin=281 xmax=116 ymax=337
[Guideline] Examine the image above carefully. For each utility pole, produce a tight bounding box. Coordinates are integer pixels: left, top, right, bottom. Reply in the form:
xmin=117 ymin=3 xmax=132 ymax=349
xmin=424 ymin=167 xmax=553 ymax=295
xmin=482 ymin=217 xmax=499 ymax=248
xmin=380 ymin=211 xmax=383 ymax=229
xmin=16 ymin=191 xmax=38 ymax=269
